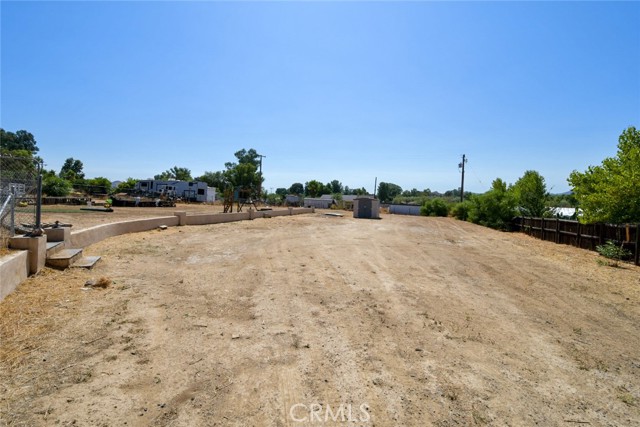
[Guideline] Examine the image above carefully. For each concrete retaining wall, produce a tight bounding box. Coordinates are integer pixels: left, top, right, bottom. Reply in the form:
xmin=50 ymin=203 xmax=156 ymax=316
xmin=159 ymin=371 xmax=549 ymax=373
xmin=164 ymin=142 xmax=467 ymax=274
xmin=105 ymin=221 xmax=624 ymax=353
xmin=0 ymin=251 xmax=29 ymax=301
xmin=70 ymin=216 xmax=180 ymax=248
xmin=1 ymin=207 xmax=314 ymax=301
xmin=186 ymin=212 xmax=250 ymax=225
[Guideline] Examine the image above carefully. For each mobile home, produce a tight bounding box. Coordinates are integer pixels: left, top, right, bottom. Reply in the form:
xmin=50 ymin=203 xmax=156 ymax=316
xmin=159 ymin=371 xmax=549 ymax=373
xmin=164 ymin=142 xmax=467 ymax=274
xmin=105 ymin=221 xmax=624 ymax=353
xmin=135 ymin=180 xmax=214 ymax=203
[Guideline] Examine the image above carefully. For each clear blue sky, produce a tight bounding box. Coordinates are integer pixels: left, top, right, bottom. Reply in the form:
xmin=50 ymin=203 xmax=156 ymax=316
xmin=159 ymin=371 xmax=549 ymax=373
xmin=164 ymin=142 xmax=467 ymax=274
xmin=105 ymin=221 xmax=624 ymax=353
xmin=2 ymin=1 xmax=639 ymax=194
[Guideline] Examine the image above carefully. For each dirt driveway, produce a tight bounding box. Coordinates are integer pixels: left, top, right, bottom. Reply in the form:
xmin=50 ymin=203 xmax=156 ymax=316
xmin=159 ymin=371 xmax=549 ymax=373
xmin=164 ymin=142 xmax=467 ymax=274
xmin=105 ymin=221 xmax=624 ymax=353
xmin=1 ymin=209 xmax=639 ymax=426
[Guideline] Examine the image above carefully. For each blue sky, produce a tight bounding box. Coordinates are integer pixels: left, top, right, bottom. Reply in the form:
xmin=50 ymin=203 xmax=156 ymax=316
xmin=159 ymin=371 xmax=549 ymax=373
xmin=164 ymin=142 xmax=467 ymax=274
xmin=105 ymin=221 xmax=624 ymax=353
xmin=1 ymin=1 xmax=639 ymax=194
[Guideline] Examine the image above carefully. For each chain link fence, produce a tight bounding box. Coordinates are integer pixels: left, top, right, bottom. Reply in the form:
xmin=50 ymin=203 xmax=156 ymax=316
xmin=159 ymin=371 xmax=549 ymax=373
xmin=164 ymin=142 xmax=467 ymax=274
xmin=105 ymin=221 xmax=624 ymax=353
xmin=1 ymin=154 xmax=42 ymax=249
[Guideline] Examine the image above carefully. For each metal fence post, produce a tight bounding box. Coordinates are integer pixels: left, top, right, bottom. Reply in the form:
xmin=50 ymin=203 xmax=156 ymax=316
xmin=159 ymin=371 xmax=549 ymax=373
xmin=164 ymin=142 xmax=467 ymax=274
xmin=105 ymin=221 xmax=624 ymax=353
xmin=35 ymin=169 xmax=42 ymax=231
xmin=635 ymin=224 xmax=640 ymax=265
xmin=10 ymin=185 xmax=16 ymax=236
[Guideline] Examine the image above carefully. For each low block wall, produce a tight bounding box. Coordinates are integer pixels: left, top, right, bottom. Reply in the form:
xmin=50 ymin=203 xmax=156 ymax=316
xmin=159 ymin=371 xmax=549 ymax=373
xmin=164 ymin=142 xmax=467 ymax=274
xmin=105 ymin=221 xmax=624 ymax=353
xmin=186 ymin=212 xmax=250 ymax=226
xmin=70 ymin=216 xmax=180 ymax=248
xmin=1 ymin=207 xmax=315 ymax=302
xmin=0 ymin=251 xmax=29 ymax=301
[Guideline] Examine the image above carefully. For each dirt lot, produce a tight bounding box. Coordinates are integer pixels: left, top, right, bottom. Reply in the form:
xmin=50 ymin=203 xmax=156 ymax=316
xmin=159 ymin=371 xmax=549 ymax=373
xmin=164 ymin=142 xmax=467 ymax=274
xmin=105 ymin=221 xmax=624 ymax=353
xmin=1 ymin=205 xmax=639 ymax=426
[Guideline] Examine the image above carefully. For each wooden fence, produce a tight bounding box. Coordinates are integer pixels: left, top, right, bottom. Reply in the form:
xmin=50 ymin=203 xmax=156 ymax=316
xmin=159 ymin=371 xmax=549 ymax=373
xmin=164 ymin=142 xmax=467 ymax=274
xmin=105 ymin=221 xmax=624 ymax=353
xmin=513 ymin=217 xmax=640 ymax=266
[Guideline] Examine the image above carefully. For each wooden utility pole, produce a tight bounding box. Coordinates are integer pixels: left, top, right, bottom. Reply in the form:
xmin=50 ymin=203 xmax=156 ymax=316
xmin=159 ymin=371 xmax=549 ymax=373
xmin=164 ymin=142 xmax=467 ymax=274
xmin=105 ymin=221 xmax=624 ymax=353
xmin=256 ymin=154 xmax=266 ymax=199
xmin=459 ymin=154 xmax=467 ymax=203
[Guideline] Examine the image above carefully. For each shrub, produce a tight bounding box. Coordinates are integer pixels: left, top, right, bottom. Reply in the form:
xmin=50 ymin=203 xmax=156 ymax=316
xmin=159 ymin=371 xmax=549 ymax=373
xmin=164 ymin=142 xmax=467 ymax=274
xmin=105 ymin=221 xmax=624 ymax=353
xmin=467 ymin=179 xmax=517 ymax=231
xmin=451 ymin=201 xmax=472 ymax=220
xmin=596 ymin=240 xmax=631 ymax=267
xmin=421 ymin=198 xmax=449 ymax=217
xmin=42 ymin=175 xmax=72 ymax=197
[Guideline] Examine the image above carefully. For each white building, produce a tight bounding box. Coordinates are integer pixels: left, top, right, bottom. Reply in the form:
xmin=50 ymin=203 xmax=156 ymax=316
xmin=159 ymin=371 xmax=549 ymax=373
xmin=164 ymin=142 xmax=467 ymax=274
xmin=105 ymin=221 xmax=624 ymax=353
xmin=134 ymin=180 xmax=215 ymax=203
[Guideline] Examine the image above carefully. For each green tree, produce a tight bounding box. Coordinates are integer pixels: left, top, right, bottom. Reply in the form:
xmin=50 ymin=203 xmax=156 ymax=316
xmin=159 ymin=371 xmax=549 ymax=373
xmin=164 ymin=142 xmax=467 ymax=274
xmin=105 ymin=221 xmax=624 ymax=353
xmin=155 ymin=166 xmax=193 ymax=181
xmin=197 ymin=171 xmax=229 ymax=191
xmin=227 ymin=162 xmax=262 ymax=195
xmin=86 ymin=177 xmax=112 ymax=195
xmin=113 ymin=178 xmax=138 ymax=193
xmin=0 ymin=129 xmax=39 ymax=154
xmin=225 ymin=148 xmax=262 ymax=170
xmin=467 ymin=178 xmax=517 ymax=230
xmin=289 ymin=182 xmax=304 ymax=195
xmin=59 ymin=158 xmax=85 ymax=182
xmin=275 ymin=188 xmax=288 ymax=197
xmin=377 ymin=182 xmax=403 ymax=203
xmin=568 ymin=126 xmax=640 ymax=223
xmin=264 ymin=191 xmax=281 ymax=206
xmin=328 ymin=180 xmax=343 ymax=194
xmin=42 ymin=175 xmax=72 ymax=197
xmin=512 ymin=170 xmax=549 ymax=217
xmin=219 ymin=148 xmax=265 ymax=197
xmin=305 ymin=180 xmax=324 ymax=197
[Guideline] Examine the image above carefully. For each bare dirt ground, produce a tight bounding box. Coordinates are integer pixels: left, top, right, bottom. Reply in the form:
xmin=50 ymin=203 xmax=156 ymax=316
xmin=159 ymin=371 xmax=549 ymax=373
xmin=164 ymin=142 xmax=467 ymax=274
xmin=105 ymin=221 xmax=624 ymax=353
xmin=1 ymin=205 xmax=639 ymax=426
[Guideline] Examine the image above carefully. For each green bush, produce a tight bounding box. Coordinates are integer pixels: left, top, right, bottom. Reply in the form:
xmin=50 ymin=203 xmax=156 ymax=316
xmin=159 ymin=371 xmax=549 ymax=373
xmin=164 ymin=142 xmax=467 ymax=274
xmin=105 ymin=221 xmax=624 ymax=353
xmin=42 ymin=175 xmax=72 ymax=197
xmin=596 ymin=240 xmax=631 ymax=267
xmin=420 ymin=198 xmax=449 ymax=217
xmin=451 ymin=201 xmax=472 ymax=220
xmin=467 ymin=179 xmax=517 ymax=231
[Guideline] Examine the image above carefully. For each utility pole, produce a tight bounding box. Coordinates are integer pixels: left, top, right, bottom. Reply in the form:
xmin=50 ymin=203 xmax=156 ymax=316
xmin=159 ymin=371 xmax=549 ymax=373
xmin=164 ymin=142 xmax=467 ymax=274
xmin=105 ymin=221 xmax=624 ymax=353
xmin=256 ymin=154 xmax=266 ymax=175
xmin=458 ymin=154 xmax=467 ymax=203
xmin=256 ymin=154 xmax=266 ymax=199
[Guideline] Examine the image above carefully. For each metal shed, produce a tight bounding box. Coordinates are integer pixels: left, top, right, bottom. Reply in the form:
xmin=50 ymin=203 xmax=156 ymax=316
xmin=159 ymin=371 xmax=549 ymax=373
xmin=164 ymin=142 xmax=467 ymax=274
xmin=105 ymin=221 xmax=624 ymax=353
xmin=353 ymin=196 xmax=380 ymax=219
xmin=389 ymin=204 xmax=421 ymax=216
xmin=304 ymin=197 xmax=336 ymax=209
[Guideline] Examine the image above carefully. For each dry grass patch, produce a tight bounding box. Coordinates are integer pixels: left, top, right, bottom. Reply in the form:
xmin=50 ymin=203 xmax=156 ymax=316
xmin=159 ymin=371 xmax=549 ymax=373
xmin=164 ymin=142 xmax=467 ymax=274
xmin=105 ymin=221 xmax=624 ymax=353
xmin=0 ymin=268 xmax=86 ymax=371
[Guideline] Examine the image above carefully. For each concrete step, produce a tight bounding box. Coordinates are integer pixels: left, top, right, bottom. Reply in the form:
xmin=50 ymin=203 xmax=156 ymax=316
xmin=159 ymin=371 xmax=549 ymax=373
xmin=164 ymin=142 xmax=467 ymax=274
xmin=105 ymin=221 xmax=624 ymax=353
xmin=46 ymin=241 xmax=65 ymax=257
xmin=71 ymin=256 xmax=102 ymax=269
xmin=46 ymin=248 xmax=83 ymax=270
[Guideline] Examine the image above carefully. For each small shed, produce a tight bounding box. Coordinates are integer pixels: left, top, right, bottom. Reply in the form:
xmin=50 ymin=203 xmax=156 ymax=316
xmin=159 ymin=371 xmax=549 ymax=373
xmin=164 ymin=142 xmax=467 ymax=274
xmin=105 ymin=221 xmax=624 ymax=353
xmin=353 ymin=196 xmax=380 ymax=219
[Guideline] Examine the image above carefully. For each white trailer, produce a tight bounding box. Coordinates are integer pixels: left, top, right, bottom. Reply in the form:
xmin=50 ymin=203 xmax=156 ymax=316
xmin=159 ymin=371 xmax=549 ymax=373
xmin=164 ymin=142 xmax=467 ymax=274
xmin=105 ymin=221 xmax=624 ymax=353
xmin=135 ymin=180 xmax=213 ymax=203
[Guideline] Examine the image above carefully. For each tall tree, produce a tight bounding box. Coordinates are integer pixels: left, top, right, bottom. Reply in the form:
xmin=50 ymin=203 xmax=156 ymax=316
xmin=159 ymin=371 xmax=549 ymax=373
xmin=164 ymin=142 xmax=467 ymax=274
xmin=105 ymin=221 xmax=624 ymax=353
xmin=226 ymin=163 xmax=262 ymax=195
xmin=113 ymin=178 xmax=138 ymax=193
xmin=512 ymin=170 xmax=549 ymax=217
xmin=377 ymin=182 xmax=403 ymax=203
xmin=196 ymin=171 xmax=229 ymax=191
xmin=220 ymin=148 xmax=264 ymax=196
xmin=289 ymin=182 xmax=304 ymax=195
xmin=305 ymin=180 xmax=324 ymax=197
xmin=0 ymin=129 xmax=39 ymax=154
xmin=155 ymin=166 xmax=193 ymax=181
xmin=568 ymin=126 xmax=640 ymax=223
xmin=225 ymin=148 xmax=261 ymax=170
xmin=467 ymin=178 xmax=517 ymax=230
xmin=60 ymin=157 xmax=85 ymax=182
xmin=86 ymin=177 xmax=112 ymax=195
xmin=329 ymin=180 xmax=343 ymax=194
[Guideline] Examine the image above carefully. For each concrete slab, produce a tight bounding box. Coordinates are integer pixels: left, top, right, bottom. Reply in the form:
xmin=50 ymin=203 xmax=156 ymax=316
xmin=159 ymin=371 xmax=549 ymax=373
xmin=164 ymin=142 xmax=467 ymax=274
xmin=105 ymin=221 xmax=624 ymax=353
xmin=46 ymin=248 xmax=83 ymax=270
xmin=71 ymin=256 xmax=101 ymax=269
xmin=46 ymin=241 xmax=65 ymax=256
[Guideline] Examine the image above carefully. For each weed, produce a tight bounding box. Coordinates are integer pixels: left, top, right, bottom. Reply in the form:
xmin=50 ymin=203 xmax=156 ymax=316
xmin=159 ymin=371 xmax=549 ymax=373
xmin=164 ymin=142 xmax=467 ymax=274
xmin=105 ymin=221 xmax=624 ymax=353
xmin=618 ymin=393 xmax=636 ymax=406
xmin=596 ymin=240 xmax=631 ymax=267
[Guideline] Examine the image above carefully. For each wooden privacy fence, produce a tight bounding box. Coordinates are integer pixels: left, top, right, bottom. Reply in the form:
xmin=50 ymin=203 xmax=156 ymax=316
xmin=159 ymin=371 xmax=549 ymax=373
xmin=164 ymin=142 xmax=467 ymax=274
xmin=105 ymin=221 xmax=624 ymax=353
xmin=513 ymin=217 xmax=640 ymax=266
